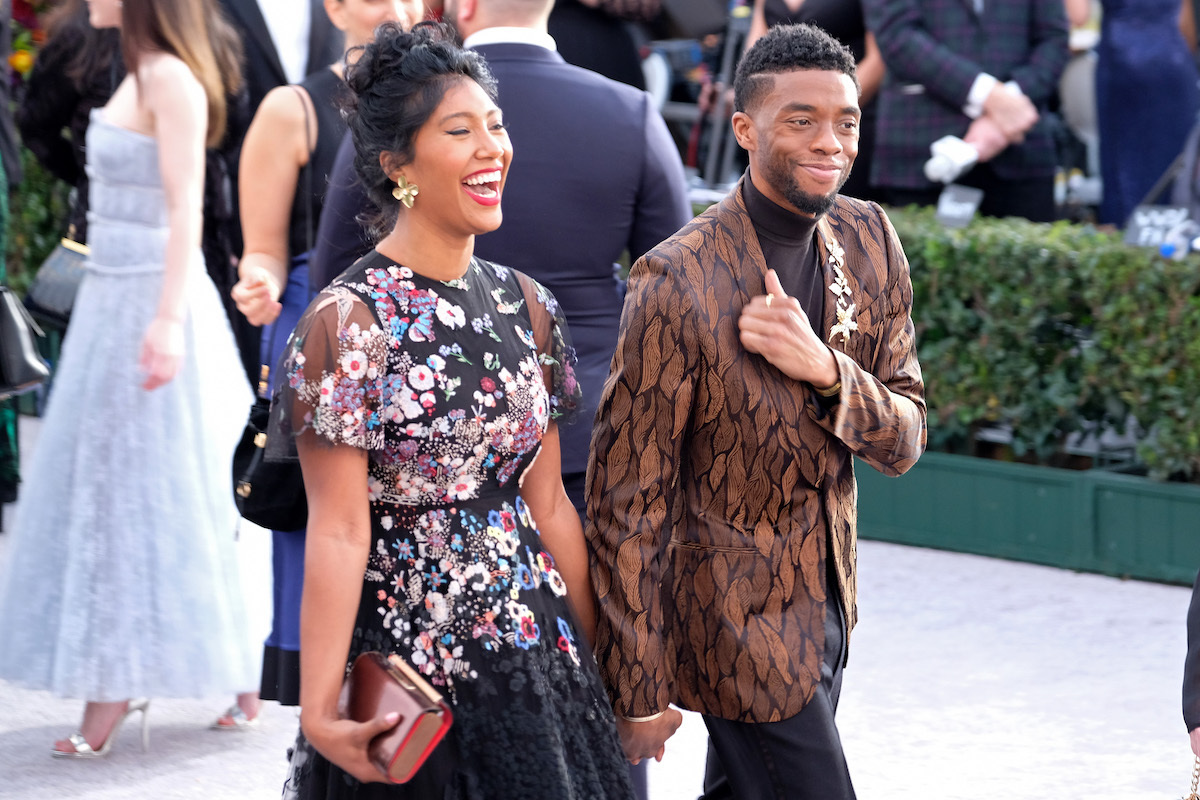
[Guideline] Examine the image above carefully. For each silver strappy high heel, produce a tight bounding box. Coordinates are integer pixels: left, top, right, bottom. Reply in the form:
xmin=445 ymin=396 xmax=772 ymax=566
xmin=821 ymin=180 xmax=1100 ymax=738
xmin=51 ymin=698 xmax=150 ymax=759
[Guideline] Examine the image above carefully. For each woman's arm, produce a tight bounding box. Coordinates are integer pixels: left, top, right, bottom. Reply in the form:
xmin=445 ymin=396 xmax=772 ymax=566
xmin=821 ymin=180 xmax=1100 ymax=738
xmin=296 ymin=437 xmax=396 ymax=783
xmin=231 ymin=86 xmax=312 ymax=327
xmin=519 ymin=422 xmax=597 ymax=647
xmin=141 ymin=56 xmax=207 ymax=391
xmin=744 ymin=0 xmax=770 ymax=55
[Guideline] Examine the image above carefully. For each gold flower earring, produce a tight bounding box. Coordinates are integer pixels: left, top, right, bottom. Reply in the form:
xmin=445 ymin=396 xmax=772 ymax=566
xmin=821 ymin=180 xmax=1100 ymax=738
xmin=392 ymin=175 xmax=419 ymax=209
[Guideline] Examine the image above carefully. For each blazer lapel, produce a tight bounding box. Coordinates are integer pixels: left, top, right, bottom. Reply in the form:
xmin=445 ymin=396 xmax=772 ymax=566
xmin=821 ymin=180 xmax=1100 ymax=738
xmin=226 ymin=0 xmax=287 ymax=85
xmin=714 ymin=178 xmax=770 ymax=306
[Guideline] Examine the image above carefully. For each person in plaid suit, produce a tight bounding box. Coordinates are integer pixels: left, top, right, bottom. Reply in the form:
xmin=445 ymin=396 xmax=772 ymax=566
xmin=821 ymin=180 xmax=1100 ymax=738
xmin=864 ymin=0 xmax=1070 ymax=221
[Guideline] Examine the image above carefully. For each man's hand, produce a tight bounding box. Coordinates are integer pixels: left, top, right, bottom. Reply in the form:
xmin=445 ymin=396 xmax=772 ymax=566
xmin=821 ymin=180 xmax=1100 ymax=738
xmin=739 ymin=269 xmax=838 ymax=389
xmin=962 ymin=116 xmax=1010 ymax=163
xmin=615 ymin=709 xmax=684 ymax=765
xmin=982 ymin=84 xmax=1038 ymax=143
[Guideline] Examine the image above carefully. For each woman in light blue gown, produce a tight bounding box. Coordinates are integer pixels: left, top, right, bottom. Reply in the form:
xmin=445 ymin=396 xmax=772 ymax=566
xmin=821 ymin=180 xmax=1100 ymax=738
xmin=0 ymin=0 xmax=257 ymax=758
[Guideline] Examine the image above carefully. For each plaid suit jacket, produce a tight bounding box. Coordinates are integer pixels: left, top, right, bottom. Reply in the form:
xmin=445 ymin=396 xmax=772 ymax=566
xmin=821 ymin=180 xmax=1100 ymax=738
xmin=865 ymin=0 xmax=1070 ymax=189
xmin=585 ymin=181 xmax=926 ymax=723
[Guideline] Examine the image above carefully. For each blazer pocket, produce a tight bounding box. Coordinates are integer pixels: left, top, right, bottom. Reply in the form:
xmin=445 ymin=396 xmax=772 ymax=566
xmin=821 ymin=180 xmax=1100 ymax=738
xmin=667 ymin=541 xmax=779 ymax=624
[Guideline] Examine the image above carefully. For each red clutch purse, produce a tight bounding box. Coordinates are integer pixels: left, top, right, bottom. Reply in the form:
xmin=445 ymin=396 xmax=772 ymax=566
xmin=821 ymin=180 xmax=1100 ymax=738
xmin=338 ymin=651 xmax=454 ymax=784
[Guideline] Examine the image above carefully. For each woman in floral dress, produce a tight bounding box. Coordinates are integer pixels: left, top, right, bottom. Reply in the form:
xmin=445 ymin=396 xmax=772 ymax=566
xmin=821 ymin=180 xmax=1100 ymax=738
xmin=271 ymin=22 xmax=635 ymax=799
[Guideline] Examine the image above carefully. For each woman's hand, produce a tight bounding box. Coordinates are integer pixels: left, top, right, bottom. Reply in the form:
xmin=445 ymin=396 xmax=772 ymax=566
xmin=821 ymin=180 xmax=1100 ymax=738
xmin=139 ymin=316 xmax=185 ymax=391
xmin=231 ymin=265 xmax=284 ymax=326
xmin=301 ymin=709 xmax=402 ymax=784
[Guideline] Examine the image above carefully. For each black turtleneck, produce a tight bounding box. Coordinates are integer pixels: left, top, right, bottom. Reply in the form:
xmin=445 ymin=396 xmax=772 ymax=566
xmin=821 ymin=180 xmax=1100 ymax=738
xmin=742 ymin=169 xmax=825 ymax=330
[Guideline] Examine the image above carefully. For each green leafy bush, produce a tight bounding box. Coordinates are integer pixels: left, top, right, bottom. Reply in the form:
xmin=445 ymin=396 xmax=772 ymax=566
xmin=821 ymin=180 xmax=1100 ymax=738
xmin=5 ymin=147 xmax=72 ymax=295
xmin=889 ymin=206 xmax=1200 ymax=481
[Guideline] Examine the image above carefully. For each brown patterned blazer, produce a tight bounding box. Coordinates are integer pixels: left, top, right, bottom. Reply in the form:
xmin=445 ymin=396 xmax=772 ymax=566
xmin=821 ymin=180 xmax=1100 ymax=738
xmin=585 ymin=178 xmax=926 ymax=724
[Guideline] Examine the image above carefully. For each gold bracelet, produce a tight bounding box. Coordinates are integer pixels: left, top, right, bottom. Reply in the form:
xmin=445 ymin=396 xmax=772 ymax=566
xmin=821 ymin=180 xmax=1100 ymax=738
xmin=815 ymin=380 xmax=841 ymax=398
xmin=620 ymin=710 xmax=668 ymax=723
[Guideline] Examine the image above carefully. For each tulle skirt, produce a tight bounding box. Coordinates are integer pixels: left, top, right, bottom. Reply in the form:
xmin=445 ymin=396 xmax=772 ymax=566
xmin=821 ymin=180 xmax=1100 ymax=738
xmin=0 ymin=259 xmax=258 ymax=700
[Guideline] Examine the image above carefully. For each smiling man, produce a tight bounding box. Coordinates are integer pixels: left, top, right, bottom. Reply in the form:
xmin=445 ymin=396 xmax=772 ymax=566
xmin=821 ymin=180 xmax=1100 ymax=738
xmin=585 ymin=23 xmax=927 ymax=799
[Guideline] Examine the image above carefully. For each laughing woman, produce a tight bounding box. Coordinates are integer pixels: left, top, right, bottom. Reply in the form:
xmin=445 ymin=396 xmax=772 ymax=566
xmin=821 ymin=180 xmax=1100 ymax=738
xmin=270 ymin=21 xmax=635 ymax=799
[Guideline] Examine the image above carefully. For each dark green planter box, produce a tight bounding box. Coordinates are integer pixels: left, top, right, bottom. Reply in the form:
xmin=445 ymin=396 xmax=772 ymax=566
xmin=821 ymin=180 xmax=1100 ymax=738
xmin=856 ymin=452 xmax=1200 ymax=585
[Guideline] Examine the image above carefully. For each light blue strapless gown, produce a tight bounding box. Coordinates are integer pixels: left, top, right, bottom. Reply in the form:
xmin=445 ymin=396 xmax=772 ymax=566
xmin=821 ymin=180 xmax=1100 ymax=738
xmin=0 ymin=111 xmax=257 ymax=701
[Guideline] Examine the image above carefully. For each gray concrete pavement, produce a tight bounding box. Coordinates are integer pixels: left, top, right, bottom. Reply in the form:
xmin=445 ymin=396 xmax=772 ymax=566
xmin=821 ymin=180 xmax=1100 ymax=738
xmin=1 ymin=412 xmax=1195 ymax=798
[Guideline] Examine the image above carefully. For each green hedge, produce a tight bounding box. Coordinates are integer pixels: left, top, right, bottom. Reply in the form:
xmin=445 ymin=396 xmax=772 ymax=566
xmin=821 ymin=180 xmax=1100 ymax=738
xmin=5 ymin=147 xmax=72 ymax=295
xmin=888 ymin=206 xmax=1200 ymax=481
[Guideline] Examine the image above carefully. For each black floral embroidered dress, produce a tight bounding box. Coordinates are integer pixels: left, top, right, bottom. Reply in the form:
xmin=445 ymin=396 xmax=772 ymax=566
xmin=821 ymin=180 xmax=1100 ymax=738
xmin=273 ymin=250 xmax=633 ymax=799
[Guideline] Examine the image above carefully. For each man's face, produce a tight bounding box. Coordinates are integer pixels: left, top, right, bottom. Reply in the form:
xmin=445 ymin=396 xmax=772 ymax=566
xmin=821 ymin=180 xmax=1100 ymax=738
xmin=733 ymin=69 xmax=860 ymax=218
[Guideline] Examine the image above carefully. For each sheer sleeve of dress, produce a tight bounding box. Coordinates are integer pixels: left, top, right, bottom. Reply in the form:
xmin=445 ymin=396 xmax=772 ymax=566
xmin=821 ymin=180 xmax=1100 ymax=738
xmin=265 ymin=285 xmax=390 ymax=461
xmin=515 ymin=271 xmax=582 ymax=426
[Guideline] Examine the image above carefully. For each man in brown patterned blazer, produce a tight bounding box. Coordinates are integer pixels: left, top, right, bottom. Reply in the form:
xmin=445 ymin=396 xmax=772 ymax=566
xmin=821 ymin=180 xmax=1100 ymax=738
xmin=585 ymin=23 xmax=926 ymax=799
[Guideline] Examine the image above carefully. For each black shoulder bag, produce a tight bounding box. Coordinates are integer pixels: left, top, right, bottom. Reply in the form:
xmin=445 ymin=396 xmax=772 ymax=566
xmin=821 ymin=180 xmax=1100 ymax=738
xmin=231 ymin=87 xmax=318 ymax=531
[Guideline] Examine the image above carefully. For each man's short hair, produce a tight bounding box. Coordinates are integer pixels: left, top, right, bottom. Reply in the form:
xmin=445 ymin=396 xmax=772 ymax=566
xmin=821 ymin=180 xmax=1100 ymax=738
xmin=734 ymin=23 xmax=859 ymax=113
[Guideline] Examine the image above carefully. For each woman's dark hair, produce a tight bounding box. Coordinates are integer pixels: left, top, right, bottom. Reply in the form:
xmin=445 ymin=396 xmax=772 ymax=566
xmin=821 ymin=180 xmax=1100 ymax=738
xmin=343 ymin=21 xmax=498 ymax=231
xmin=43 ymin=0 xmax=121 ymax=89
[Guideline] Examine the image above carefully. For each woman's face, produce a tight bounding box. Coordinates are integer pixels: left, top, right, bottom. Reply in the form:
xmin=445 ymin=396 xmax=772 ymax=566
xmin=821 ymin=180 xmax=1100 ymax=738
xmin=397 ymin=78 xmax=512 ymax=238
xmin=329 ymin=0 xmax=424 ymax=49
xmin=86 ymin=0 xmax=122 ymax=29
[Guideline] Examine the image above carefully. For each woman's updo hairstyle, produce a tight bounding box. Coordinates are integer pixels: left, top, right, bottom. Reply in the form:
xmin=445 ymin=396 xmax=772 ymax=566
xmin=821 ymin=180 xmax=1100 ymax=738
xmin=343 ymin=21 xmax=499 ymax=230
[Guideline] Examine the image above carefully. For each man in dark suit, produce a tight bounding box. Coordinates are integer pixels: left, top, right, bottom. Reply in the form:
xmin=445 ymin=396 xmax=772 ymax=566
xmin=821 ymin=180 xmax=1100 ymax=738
xmin=312 ymin=0 xmax=690 ymax=514
xmin=214 ymin=0 xmax=343 ymax=381
xmin=586 ymin=24 xmax=926 ymax=799
xmin=863 ymin=0 xmax=1069 ymax=221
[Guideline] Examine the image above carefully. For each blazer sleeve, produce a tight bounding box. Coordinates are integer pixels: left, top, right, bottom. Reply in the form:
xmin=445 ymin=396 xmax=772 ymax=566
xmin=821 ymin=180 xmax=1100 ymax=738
xmin=586 ymin=251 xmax=697 ymax=718
xmin=628 ymin=94 xmax=692 ymax=262
xmin=1185 ymin=569 xmax=1200 ymax=731
xmin=864 ymin=0 xmax=985 ymax=110
xmin=810 ymin=204 xmax=927 ymax=476
xmin=1006 ymin=0 xmax=1070 ymax=106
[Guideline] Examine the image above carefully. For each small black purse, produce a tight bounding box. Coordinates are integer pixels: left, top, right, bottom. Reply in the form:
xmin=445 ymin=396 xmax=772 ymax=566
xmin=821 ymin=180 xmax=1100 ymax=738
xmin=232 ymin=361 xmax=308 ymax=531
xmin=0 ymin=286 xmax=51 ymax=399
xmin=24 ymin=238 xmax=88 ymax=327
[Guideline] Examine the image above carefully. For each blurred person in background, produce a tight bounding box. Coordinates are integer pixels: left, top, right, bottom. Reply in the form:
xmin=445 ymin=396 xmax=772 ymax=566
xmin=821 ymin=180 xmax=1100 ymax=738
xmin=745 ymin=0 xmax=886 ymax=203
xmin=0 ymin=0 xmax=258 ymax=758
xmin=16 ymin=0 xmax=118 ymax=250
xmin=1095 ymin=0 xmax=1199 ymax=225
xmin=0 ymin=0 xmax=24 ymax=518
xmin=17 ymin=0 xmax=250 ymax=366
xmin=270 ymin=21 xmax=636 ymax=797
xmin=223 ymin=0 xmax=424 ymax=729
xmin=215 ymin=0 xmax=345 ymax=383
xmin=548 ymin=0 xmax=660 ymax=89
xmin=865 ymin=0 xmax=1070 ymax=221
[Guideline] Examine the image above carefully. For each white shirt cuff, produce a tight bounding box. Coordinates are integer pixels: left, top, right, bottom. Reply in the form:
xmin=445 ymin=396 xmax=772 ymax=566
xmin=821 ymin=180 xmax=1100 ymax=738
xmin=964 ymin=73 xmax=999 ymax=119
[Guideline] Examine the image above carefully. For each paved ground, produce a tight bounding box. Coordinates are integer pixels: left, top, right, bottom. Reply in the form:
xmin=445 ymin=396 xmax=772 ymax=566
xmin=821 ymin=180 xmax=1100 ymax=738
xmin=1 ymin=414 xmax=1195 ymax=799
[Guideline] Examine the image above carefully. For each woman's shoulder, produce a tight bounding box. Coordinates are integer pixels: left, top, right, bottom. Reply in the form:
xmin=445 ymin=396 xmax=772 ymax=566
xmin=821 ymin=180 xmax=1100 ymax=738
xmin=138 ymin=52 xmax=204 ymax=106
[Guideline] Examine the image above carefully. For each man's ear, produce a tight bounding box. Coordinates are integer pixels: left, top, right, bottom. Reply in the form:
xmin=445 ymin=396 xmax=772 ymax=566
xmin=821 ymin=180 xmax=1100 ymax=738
xmin=731 ymin=111 xmax=756 ymax=153
xmin=457 ymin=0 xmax=478 ymax=25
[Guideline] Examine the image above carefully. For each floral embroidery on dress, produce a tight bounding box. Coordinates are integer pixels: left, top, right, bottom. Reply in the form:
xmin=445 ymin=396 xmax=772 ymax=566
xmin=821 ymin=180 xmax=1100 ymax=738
xmin=275 ymin=255 xmax=584 ymax=698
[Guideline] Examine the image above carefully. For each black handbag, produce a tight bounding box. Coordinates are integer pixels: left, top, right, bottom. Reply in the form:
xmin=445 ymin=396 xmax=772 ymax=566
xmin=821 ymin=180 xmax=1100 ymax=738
xmin=25 ymin=237 xmax=88 ymax=327
xmin=231 ymin=86 xmax=316 ymax=531
xmin=232 ymin=363 xmax=308 ymax=531
xmin=0 ymin=286 xmax=51 ymax=399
